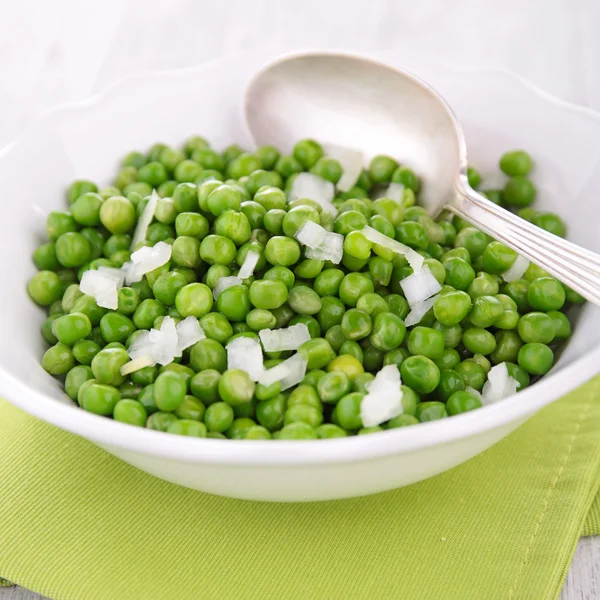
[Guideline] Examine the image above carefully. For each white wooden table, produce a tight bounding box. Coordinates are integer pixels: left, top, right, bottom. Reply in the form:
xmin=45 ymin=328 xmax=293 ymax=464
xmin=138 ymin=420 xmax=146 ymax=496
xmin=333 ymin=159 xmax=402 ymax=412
xmin=1 ymin=536 xmax=598 ymax=599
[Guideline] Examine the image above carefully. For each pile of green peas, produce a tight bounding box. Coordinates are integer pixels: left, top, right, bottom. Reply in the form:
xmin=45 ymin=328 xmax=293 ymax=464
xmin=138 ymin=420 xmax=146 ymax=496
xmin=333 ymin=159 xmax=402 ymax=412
xmin=27 ymin=139 xmax=582 ymax=440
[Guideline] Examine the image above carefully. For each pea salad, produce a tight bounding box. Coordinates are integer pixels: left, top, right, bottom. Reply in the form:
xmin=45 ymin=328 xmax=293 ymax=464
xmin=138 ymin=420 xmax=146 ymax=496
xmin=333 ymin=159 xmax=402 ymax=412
xmin=27 ymin=138 xmax=581 ymax=440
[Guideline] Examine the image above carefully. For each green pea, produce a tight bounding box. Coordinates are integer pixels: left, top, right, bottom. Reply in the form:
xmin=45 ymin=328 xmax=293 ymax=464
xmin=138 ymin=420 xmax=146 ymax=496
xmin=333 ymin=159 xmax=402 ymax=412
xmin=469 ymin=295 xmax=504 ymax=328
xmin=145 ymin=223 xmax=174 ymax=245
xmin=312 ymin=269 xmax=343 ymax=297
xmin=499 ymin=150 xmax=533 ymax=176
xmin=146 ymin=411 xmax=178 ymax=431
xmin=202 ymin=402 xmax=233 ymax=433
xmin=527 ymin=277 xmax=565 ymax=311
xmin=416 ymin=401 xmax=448 ymax=422
xmin=315 ymin=424 xmax=347 ymax=438
xmin=55 ymin=232 xmax=92 ymax=268
xmin=504 ymin=176 xmax=536 ymax=207
xmin=391 ymin=165 xmax=420 ymax=192
xmin=462 ymin=327 xmax=496 ymax=355
xmin=98 ymin=312 xmax=135 ymax=344
xmin=481 ymin=242 xmax=518 ymax=274
xmin=112 ymin=399 xmax=147 ymax=427
xmin=547 ymin=310 xmax=571 ymax=341
xmin=263 ymin=209 xmax=286 ymax=235
xmin=400 ymin=355 xmax=440 ymax=394
xmin=190 ymin=339 xmax=227 ymax=373
xmin=434 ymin=369 xmax=465 ymax=401
xmin=386 ymin=414 xmax=420 ymax=429
xmin=174 ymin=283 xmax=213 ymax=318
xmin=195 ymin=313 xmax=231 ymax=345
xmin=227 ymin=153 xmax=262 ymax=179
xmin=407 ymin=326 xmax=445 ymax=359
xmin=264 ymin=236 xmax=301 ymax=267
xmin=349 ymin=373 xmax=374 ymax=394
xmin=70 ymin=192 xmax=104 ymax=227
xmin=298 ymin=337 xmax=335 ymax=370
xmin=490 ymin=330 xmax=523 ymax=364
xmin=372 ymin=198 xmax=403 ymax=227
xmin=335 ymin=392 xmax=364 ymax=430
xmin=99 ymin=196 xmax=135 ymax=234
xmin=72 ymin=339 xmax=101 ymax=365
xmin=174 ymin=159 xmax=202 ymax=183
xmin=395 ymin=221 xmax=428 ymax=249
xmin=361 ymin=343 xmax=385 ymax=373
xmin=132 ymin=299 xmax=165 ymax=330
xmin=367 ymin=312 xmax=405 ymax=351
xmin=506 ymin=362 xmax=531 ymax=390
xmin=315 ymin=296 xmax=345 ymax=331
xmin=324 ymin=324 xmax=346 ymax=353
xmin=68 ymin=179 xmax=98 ymax=204
xmin=502 ymin=279 xmax=530 ymax=312
xmin=317 ymin=371 xmax=351 ymax=404
xmin=189 ymin=369 xmax=221 ymax=404
xmin=518 ymin=342 xmax=554 ymax=375
xmin=81 ymin=383 xmax=120 ymax=416
xmin=275 ymin=422 xmax=317 ymax=440
xmin=446 ymin=391 xmax=482 ymax=416
xmin=532 ymin=212 xmax=566 ymax=237
xmin=340 ymin=309 xmax=372 ymax=341
xmin=167 ymin=420 xmax=207 ymax=437
xmin=454 ymin=227 xmax=488 ymax=259
xmin=256 ymin=394 xmax=287 ymax=431
xmin=468 ymin=272 xmax=499 ymax=299
xmin=432 ymin=348 xmax=460 ymax=371
xmin=152 ymin=371 xmax=187 ymax=412
xmin=27 ymin=271 xmax=62 ymax=306
xmin=33 ymin=242 xmax=61 ymax=271
xmin=368 ymin=155 xmax=398 ymax=183
xmin=271 ymin=303 xmax=296 ymax=329
xmin=310 ymin=157 xmax=342 ymax=184
xmin=455 ymin=361 xmax=486 ymax=391
xmin=247 ymin=279 xmax=288 ymax=310
xmin=292 ymin=139 xmax=323 ymax=169
xmin=284 ymin=404 xmax=323 ymax=427
xmin=64 ymin=365 xmax=94 ymax=400
xmin=130 ymin=366 xmax=157 ymax=387
xmin=432 ymin=291 xmax=470 ymax=327
xmin=287 ymin=285 xmax=322 ymax=316
xmin=216 ymin=285 xmax=250 ymax=322
xmin=91 ymin=347 xmax=129 ymax=386
xmin=338 ymin=273 xmax=374 ymax=307
xmin=517 ymin=312 xmax=555 ymax=344
xmin=334 ymin=210 xmax=368 ymax=236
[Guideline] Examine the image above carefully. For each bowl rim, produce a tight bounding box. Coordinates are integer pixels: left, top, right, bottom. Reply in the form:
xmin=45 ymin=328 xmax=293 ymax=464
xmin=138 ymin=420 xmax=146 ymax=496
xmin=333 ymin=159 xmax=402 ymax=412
xmin=2 ymin=50 xmax=600 ymax=466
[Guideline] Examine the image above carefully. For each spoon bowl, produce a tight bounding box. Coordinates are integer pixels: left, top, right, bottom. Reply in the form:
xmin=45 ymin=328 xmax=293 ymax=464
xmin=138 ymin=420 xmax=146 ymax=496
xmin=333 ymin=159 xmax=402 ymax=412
xmin=245 ymin=52 xmax=600 ymax=305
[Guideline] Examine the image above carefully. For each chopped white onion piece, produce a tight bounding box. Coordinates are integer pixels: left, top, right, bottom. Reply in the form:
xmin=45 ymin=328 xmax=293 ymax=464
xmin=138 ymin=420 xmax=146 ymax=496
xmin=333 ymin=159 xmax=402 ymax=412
xmin=97 ymin=266 xmax=126 ymax=288
xmin=213 ymin=276 xmax=243 ymax=300
xmin=226 ymin=336 xmax=264 ymax=381
xmin=481 ymin=362 xmax=520 ymax=405
xmin=238 ymin=250 xmax=260 ymax=280
xmin=400 ymin=265 xmax=442 ymax=307
xmin=120 ymin=355 xmax=155 ymax=376
xmin=289 ymin=173 xmax=337 ymax=215
xmin=305 ymin=231 xmax=344 ymax=264
xmin=361 ymin=225 xmax=424 ymax=271
xmin=175 ymin=317 xmax=205 ymax=356
xmin=502 ymin=255 xmax=530 ymax=282
xmin=79 ymin=268 xmax=122 ymax=310
xmin=295 ymin=220 xmax=328 ymax=249
xmin=259 ymin=323 xmax=311 ymax=352
xmin=258 ymin=353 xmax=308 ymax=390
xmin=147 ymin=316 xmax=179 ymax=366
xmin=124 ymin=241 xmax=172 ymax=285
xmin=386 ymin=183 xmax=405 ymax=202
xmin=404 ymin=294 xmax=440 ymax=327
xmin=323 ymin=143 xmax=364 ymax=192
xmin=361 ymin=365 xmax=404 ymax=427
xmin=130 ymin=189 xmax=159 ymax=250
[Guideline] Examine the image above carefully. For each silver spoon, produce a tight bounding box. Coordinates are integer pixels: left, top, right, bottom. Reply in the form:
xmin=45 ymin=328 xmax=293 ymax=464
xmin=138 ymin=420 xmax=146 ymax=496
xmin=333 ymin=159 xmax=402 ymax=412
xmin=245 ymin=52 xmax=600 ymax=305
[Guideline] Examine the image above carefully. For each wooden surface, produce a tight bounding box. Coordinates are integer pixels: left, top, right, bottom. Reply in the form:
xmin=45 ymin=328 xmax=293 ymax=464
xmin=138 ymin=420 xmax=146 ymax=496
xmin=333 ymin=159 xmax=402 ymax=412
xmin=1 ymin=537 xmax=598 ymax=599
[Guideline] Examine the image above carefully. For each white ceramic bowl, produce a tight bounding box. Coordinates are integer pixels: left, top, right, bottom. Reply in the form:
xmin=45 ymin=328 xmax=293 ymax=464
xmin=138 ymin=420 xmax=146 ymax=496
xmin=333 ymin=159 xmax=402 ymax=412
xmin=1 ymin=50 xmax=599 ymax=502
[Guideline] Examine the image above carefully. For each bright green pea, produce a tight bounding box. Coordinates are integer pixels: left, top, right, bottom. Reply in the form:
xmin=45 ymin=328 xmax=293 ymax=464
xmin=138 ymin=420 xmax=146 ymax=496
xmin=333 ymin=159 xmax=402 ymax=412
xmin=352 ymin=372 xmax=375 ymax=393
xmin=334 ymin=392 xmax=364 ymax=430
xmin=189 ymin=368 xmax=221 ymax=404
xmin=174 ymin=159 xmax=202 ymax=183
xmin=462 ymin=327 xmax=497 ymax=355
xmin=130 ymin=298 xmax=164 ymax=330
xmin=217 ymin=285 xmax=250 ymax=322
xmin=81 ymin=383 xmax=120 ymax=416
xmin=355 ymin=293 xmax=388 ymax=317
xmin=504 ymin=176 xmax=536 ymax=207
xmin=372 ymin=198 xmax=403 ymax=227
xmin=368 ymin=155 xmax=398 ymax=183
xmin=447 ymin=391 xmax=482 ymax=416
xmin=527 ymin=277 xmax=565 ymax=311
xmin=216 ymin=369 xmax=254 ymax=407
xmin=316 ymin=424 xmax=347 ymax=438
xmin=532 ymin=212 xmax=566 ymax=237
xmin=433 ymin=291 xmax=471 ymax=327
xmin=316 ymin=296 xmax=346 ymax=331
xmin=334 ymin=210 xmax=368 ymax=236
xmin=468 ymin=272 xmax=499 ymax=299
xmin=310 ymin=157 xmax=342 ymax=183
xmin=454 ymin=361 xmax=485 ymax=391
xmin=240 ymin=201 xmax=266 ymax=230
xmin=517 ymin=312 xmax=555 ymax=344
xmin=146 ymin=411 xmax=178 ymax=431
xmin=407 ymin=326 xmax=445 ymax=359
xmin=174 ymin=283 xmax=213 ymax=318
xmin=33 ymin=242 xmax=61 ymax=271
xmin=68 ymin=179 xmax=98 ymax=204
xmin=284 ymin=404 xmax=323 ymax=427
xmin=99 ymin=196 xmax=135 ymax=234
xmin=434 ymin=369 xmax=465 ymax=402
xmin=55 ymin=232 xmax=92 ymax=268
xmin=317 ymin=371 xmax=351 ymax=404
xmin=391 ymin=165 xmax=420 ymax=192
xmin=386 ymin=414 xmax=420 ymax=428
xmin=51 ymin=312 xmax=92 ymax=346
xmin=99 ymin=313 xmax=135 ymax=343
xmin=65 ymin=365 xmax=94 ymax=400
xmin=502 ymin=279 xmax=530 ymax=312
xmin=313 ymin=269 xmax=344 ymax=297
xmin=167 ymin=420 xmax=207 ymax=437
xmin=248 ymin=279 xmax=288 ymax=310
xmin=490 ymin=330 xmax=523 ymax=364
xmin=152 ymin=371 xmax=187 ymax=412
xmin=275 ymin=422 xmax=317 ymax=440
xmin=499 ymin=150 xmax=533 ymax=176
xmin=204 ymin=402 xmax=235 ymax=433
xmin=298 ymin=337 xmax=335 ymax=370
xmin=338 ymin=273 xmax=374 ymax=308
xmin=264 ymin=236 xmax=301 ymax=267
xmin=368 ymin=312 xmax=406 ymax=351
xmin=368 ymin=256 xmax=393 ymax=287
xmin=227 ymin=153 xmax=262 ymax=179
xmin=416 ymin=401 xmax=448 ymax=422
xmin=470 ymin=295 xmax=504 ymax=328
xmin=173 ymin=395 xmax=205 ymax=421
xmin=547 ymin=310 xmax=571 ymax=340
xmin=91 ymin=347 xmax=129 ymax=386
xmin=340 ymin=309 xmax=372 ymax=341
xmin=113 ymin=399 xmax=147 ymax=426
xmin=71 ymin=192 xmax=103 ymax=227
xmin=28 ymin=271 xmax=62 ymax=306
xmin=170 ymin=236 xmax=199 ymax=268
xmin=481 ymin=241 xmax=518 ymax=274
xmin=518 ymin=342 xmax=554 ymax=375
xmin=395 ymin=221 xmax=428 ymax=249
xmin=72 ymin=339 xmax=101 ymax=365
xmin=400 ymin=355 xmax=440 ymax=394
xmin=288 ymin=285 xmax=322 ymax=316
xmin=292 ymin=139 xmax=323 ymax=169
xmin=256 ymin=394 xmax=287 ymax=431
xmin=294 ymin=258 xmax=325 ymax=279
xmin=455 ymin=227 xmax=488 ymax=259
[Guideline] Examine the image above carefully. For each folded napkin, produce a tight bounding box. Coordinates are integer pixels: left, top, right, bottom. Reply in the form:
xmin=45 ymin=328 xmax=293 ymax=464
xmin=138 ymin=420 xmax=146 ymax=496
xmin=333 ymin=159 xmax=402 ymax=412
xmin=1 ymin=376 xmax=599 ymax=600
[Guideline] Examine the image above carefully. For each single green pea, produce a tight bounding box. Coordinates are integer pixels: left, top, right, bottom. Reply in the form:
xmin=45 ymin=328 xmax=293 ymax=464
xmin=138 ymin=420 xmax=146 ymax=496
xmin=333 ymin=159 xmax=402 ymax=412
xmin=455 ymin=360 xmax=486 ymax=391
xmin=395 ymin=221 xmax=428 ymax=249
xmin=113 ymin=399 xmax=147 ymax=427
xmin=33 ymin=241 xmax=61 ymax=271
xmin=51 ymin=312 xmax=92 ymax=346
xmin=368 ymin=155 xmax=398 ymax=183
xmin=517 ymin=312 xmax=556 ymax=344
xmin=468 ymin=272 xmax=499 ymax=300
xmin=446 ymin=391 xmax=482 ymax=416
xmin=263 ymin=209 xmax=286 ymax=235
xmin=195 ymin=313 xmax=231 ymax=345
xmin=355 ymin=293 xmax=388 ymax=317
xmin=174 ymin=213 xmax=209 ymax=241
xmin=70 ymin=192 xmax=104 ymax=227
xmin=101 ymin=234 xmax=130 ymax=259
xmin=400 ymin=355 xmax=440 ymax=394
xmin=216 ymin=285 xmax=250 ymax=322
xmin=190 ymin=339 xmax=227 ymax=373
xmin=502 ymin=279 xmax=530 ymax=312
xmin=226 ymin=153 xmax=262 ymax=179
xmin=416 ymin=401 xmax=448 ymax=422
xmin=481 ymin=242 xmax=518 ymax=274
xmin=284 ymin=404 xmax=323 ymax=428
xmin=466 ymin=166 xmax=481 ymax=189
xmin=99 ymin=196 xmax=135 ymax=234
xmin=255 ymin=380 xmax=282 ymax=401
xmin=72 ymin=339 xmax=101 ymax=365
xmin=431 ymin=320 xmax=462 ymax=348
xmin=121 ymin=151 xmax=147 ymax=170
xmin=360 ymin=342 xmax=385 ymax=373
xmin=469 ymin=295 xmax=504 ymax=328
xmin=371 ymin=198 xmax=403 ymax=227
xmin=146 ymin=411 xmax=178 ymax=431
xmin=294 ymin=258 xmax=325 ymax=279
xmin=81 ymin=383 xmax=120 ymax=416
xmin=298 ymin=337 xmax=335 ymax=370
xmin=170 ymin=236 xmax=199 ymax=269
xmin=324 ymin=324 xmax=346 ymax=353
xmin=68 ymin=179 xmax=98 ymax=204
xmin=55 ymin=232 xmax=92 ymax=268
xmin=174 ymin=283 xmax=213 ymax=318
xmin=264 ymin=236 xmax=301 ymax=267
xmin=91 ymin=347 xmax=129 ymax=386
xmin=504 ymin=176 xmax=536 ymax=207
xmin=334 ymin=210 xmax=368 ymax=236
xmin=391 ymin=165 xmax=420 ymax=192
xmin=287 ymin=285 xmax=322 ymax=316
xmin=313 ymin=268 xmax=344 ymax=297
xmin=335 ymin=392 xmax=364 ymax=430
xmin=27 ymin=271 xmax=62 ymax=306
xmin=167 ymin=419 xmax=208 ymax=437
xmin=317 ymin=371 xmax=351 ymax=404
xmin=99 ymin=313 xmax=135 ymax=343
xmin=189 ymin=369 xmax=221 ymax=404
xmin=315 ymin=424 xmax=347 ymax=438
xmin=527 ymin=277 xmax=565 ymax=311
xmin=71 ymin=294 xmax=108 ymax=326
xmin=499 ymin=150 xmax=533 ymax=176
xmin=547 ymin=310 xmax=571 ymax=340
xmin=130 ymin=366 xmax=157 ymax=388
xmin=145 ymin=223 xmax=174 ymax=245
xmin=407 ymin=327 xmax=445 ymax=359
xmin=434 ymin=369 xmax=465 ymax=402
xmin=256 ymin=394 xmax=287 ymax=431
xmin=338 ymin=273 xmax=374 ymax=308
xmin=172 ymin=395 xmax=205 ymax=422
xmin=248 ymin=279 xmax=289 ymax=310
xmin=490 ymin=330 xmax=523 ymax=364
xmin=433 ymin=348 xmax=461 ymax=371
xmin=64 ymin=365 xmax=94 ymax=400
xmin=292 ymin=139 xmax=323 ymax=169
xmin=381 ymin=347 xmax=409 ymax=370
xmin=462 ymin=327 xmax=497 ymax=355
xmin=386 ymin=414 xmax=420 ymax=428
xmin=173 ymin=159 xmax=202 ymax=183
xmin=347 ymin=373 xmax=373 ymax=394
xmin=201 ymin=402 xmax=233 ymax=433
xmin=433 ymin=291 xmax=471 ymax=327
xmin=132 ymin=299 xmax=165 ymax=330
xmin=275 ymin=422 xmax=317 ymax=440
xmin=253 ymin=144 xmax=280 ymax=171
xmin=316 ymin=296 xmax=345 ymax=331
xmin=239 ymin=201 xmax=266 ymax=230
xmin=259 ymin=268 xmax=294 ymax=294
xmin=152 ymin=371 xmax=187 ymax=412
xmin=368 ymin=312 xmax=406 ymax=352
xmin=340 ymin=309 xmax=372 ymax=341
xmin=532 ymin=212 xmax=566 ymax=237
xmin=271 ymin=303 xmax=296 ymax=328
xmin=454 ymin=227 xmax=488 ymax=259
xmin=136 ymin=161 xmax=167 ymax=187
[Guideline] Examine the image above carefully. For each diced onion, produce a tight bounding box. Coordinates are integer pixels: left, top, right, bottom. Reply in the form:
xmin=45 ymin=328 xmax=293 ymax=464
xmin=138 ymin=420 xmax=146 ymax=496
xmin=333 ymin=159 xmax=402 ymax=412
xmin=386 ymin=183 xmax=405 ymax=202
xmin=175 ymin=317 xmax=205 ymax=356
xmin=400 ymin=265 xmax=442 ymax=307
xmin=258 ymin=353 xmax=307 ymax=390
xmin=295 ymin=221 xmax=328 ymax=249
xmin=130 ymin=189 xmax=159 ymax=250
xmin=360 ymin=365 xmax=404 ymax=427
xmin=238 ymin=250 xmax=260 ymax=280
xmin=124 ymin=241 xmax=172 ymax=285
xmin=502 ymin=255 xmax=530 ymax=282
xmin=305 ymin=232 xmax=344 ymax=264
xmin=226 ymin=336 xmax=264 ymax=381
xmin=120 ymin=355 xmax=155 ymax=376
xmin=79 ymin=269 xmax=122 ymax=310
xmin=404 ymin=294 xmax=440 ymax=327
xmin=213 ymin=276 xmax=243 ymax=300
xmin=289 ymin=173 xmax=337 ymax=215
xmin=361 ymin=225 xmax=424 ymax=271
xmin=323 ymin=143 xmax=363 ymax=192
xmin=259 ymin=323 xmax=311 ymax=352
xmin=481 ymin=362 xmax=520 ymax=405
xmin=127 ymin=317 xmax=179 ymax=367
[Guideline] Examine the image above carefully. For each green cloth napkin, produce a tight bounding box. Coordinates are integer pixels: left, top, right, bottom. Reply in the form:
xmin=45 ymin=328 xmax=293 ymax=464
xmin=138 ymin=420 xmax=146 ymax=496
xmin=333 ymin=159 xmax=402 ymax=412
xmin=1 ymin=376 xmax=599 ymax=600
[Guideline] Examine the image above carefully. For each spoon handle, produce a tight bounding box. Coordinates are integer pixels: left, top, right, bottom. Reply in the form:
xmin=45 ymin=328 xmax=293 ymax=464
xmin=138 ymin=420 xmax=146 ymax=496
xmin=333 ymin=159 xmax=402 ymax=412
xmin=451 ymin=186 xmax=600 ymax=305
